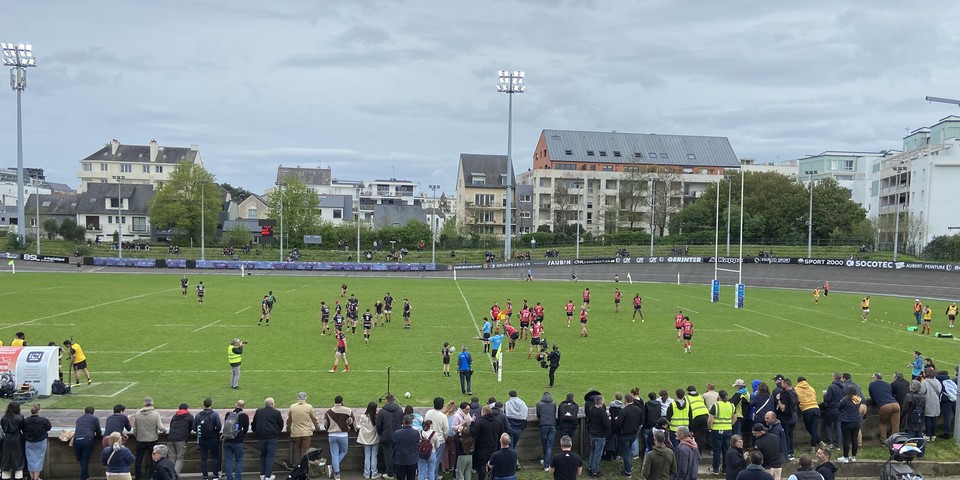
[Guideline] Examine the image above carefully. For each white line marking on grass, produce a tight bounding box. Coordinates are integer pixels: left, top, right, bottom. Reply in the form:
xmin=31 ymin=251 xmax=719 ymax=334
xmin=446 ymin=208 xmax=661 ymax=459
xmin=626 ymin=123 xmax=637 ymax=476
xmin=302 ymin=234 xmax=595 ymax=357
xmin=37 ymin=285 xmax=66 ymax=291
xmin=804 ymin=347 xmax=861 ymax=366
xmin=454 ymin=281 xmax=496 ymax=370
xmin=735 ymin=354 xmax=825 ymax=358
xmin=0 ymin=292 xmax=18 ymax=296
xmin=677 ymin=306 xmax=699 ymax=313
xmin=1 ymin=288 xmax=177 ymax=331
xmin=93 ymin=368 xmax=873 ymax=376
xmin=110 ymin=382 xmax=138 ymax=397
xmin=697 ymin=329 xmax=743 ymax=332
xmin=192 ymin=320 xmax=222 ymax=333
xmin=734 ymin=323 xmax=769 ymax=337
xmin=123 ymin=343 xmax=168 ymax=363
xmin=234 ymin=306 xmax=251 ymax=315
xmin=71 ymin=382 xmax=139 ymax=398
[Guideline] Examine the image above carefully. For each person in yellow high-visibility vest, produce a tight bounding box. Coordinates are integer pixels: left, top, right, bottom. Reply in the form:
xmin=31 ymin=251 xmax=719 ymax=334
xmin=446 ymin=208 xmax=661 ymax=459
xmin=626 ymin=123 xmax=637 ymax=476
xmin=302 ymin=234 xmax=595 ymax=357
xmin=686 ymin=386 xmax=710 ymax=451
xmin=228 ymin=338 xmax=244 ymax=389
xmin=668 ymin=389 xmax=690 ymax=447
xmin=946 ymin=302 xmax=958 ymax=329
xmin=708 ymin=391 xmax=736 ymax=474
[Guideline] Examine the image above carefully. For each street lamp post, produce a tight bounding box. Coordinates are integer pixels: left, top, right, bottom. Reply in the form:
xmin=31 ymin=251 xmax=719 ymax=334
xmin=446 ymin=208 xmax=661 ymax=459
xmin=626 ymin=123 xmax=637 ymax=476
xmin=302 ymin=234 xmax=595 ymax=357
xmin=575 ymin=181 xmax=582 ymax=259
xmin=199 ymin=181 xmax=205 ymax=261
xmin=892 ymin=165 xmax=908 ymax=261
xmin=34 ymin=180 xmax=39 ymax=255
xmin=275 ymin=182 xmax=284 ymax=262
xmin=356 ymin=186 xmax=361 ymax=265
xmin=497 ymin=70 xmax=524 ymax=262
xmin=804 ymin=170 xmax=818 ymax=257
xmin=429 ymin=184 xmax=440 ymax=265
xmin=113 ymin=176 xmax=125 ymax=258
xmin=2 ymin=43 xmax=37 ymax=246
xmin=649 ymin=172 xmax=656 ymax=256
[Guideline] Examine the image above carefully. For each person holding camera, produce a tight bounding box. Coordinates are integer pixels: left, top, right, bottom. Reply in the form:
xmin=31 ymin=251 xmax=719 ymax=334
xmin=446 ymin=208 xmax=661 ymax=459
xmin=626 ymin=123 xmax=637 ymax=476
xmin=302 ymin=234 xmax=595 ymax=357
xmin=228 ymin=338 xmax=245 ymax=389
xmin=546 ymin=345 xmax=560 ymax=388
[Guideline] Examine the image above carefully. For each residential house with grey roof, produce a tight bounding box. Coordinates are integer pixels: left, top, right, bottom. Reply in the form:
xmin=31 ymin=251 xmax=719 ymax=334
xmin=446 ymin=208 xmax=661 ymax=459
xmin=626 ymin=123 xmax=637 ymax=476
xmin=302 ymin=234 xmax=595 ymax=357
xmin=518 ymin=129 xmax=740 ymax=237
xmin=77 ymin=139 xmax=203 ymax=192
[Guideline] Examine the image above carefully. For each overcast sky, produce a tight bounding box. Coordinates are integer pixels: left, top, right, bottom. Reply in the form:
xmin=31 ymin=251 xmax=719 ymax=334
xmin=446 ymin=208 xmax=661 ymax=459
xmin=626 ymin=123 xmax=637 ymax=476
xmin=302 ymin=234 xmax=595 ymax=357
xmin=4 ymin=1 xmax=960 ymax=196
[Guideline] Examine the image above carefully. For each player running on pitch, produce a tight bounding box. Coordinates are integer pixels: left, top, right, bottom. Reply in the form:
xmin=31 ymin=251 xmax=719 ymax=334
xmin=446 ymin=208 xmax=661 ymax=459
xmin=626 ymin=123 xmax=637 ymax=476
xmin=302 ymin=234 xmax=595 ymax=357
xmin=258 ymin=295 xmax=271 ymax=326
xmin=320 ymin=301 xmax=331 ymax=335
xmin=813 ymin=288 xmax=821 ymax=304
xmin=362 ymin=308 xmax=374 ymax=344
xmin=579 ymin=306 xmax=589 ymax=337
xmin=675 ymin=310 xmax=684 ymax=341
xmin=565 ymin=300 xmax=575 ymax=327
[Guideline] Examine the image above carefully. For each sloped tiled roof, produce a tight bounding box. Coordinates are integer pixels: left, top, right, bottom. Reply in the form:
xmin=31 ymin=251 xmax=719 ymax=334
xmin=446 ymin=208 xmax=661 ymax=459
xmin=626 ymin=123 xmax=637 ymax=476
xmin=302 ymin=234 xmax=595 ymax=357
xmin=458 ymin=153 xmax=512 ymax=188
xmin=277 ymin=166 xmax=331 ymax=186
xmin=542 ymin=129 xmax=739 ymax=167
xmin=83 ymin=142 xmax=199 ymax=164
xmin=76 ymin=183 xmax=156 ymax=215
xmin=25 ymin=193 xmax=80 ymax=216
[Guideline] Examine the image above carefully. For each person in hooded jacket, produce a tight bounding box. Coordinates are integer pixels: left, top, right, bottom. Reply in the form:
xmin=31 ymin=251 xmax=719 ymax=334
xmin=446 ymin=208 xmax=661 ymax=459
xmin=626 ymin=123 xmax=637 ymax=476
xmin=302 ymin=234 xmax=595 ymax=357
xmin=166 ymin=402 xmax=194 ymax=476
xmin=376 ymin=394 xmax=404 ymax=480
xmin=537 ymin=391 xmax=558 ymax=471
xmin=557 ymin=393 xmax=579 ymax=440
xmin=640 ymin=431 xmax=676 ymax=480
xmin=821 ymin=373 xmax=844 ymax=449
xmin=642 ymin=392 xmax=662 ymax=453
xmin=814 ymin=447 xmax=837 ymax=480
xmin=615 ymin=393 xmax=643 ymax=477
xmin=470 ymin=405 xmax=505 ymax=480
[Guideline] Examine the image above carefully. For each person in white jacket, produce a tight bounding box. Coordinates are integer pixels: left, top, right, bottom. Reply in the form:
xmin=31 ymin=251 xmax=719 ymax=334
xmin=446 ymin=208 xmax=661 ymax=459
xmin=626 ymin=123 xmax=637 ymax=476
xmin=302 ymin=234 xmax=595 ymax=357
xmin=357 ymin=402 xmax=381 ymax=479
xmin=423 ymin=397 xmax=451 ymax=478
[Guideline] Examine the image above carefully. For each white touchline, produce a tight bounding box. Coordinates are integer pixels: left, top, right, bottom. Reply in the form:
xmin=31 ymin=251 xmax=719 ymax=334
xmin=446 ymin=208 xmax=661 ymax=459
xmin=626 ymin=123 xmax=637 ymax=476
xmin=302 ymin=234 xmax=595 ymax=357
xmin=454 ymin=281 xmax=496 ymax=369
xmin=123 ymin=344 xmax=168 ymax=363
xmin=734 ymin=324 xmax=769 ymax=337
xmin=234 ymin=306 xmax=251 ymax=315
xmin=3 ymin=288 xmax=177 ymax=331
xmin=804 ymin=347 xmax=861 ymax=367
xmin=192 ymin=319 xmax=222 ymax=333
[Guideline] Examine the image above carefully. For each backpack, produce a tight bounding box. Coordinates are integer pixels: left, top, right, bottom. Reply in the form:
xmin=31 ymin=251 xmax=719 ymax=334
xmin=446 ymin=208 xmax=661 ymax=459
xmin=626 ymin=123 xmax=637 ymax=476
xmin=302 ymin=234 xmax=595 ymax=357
xmin=942 ymin=379 xmax=958 ymax=402
xmin=222 ymin=411 xmax=240 ymax=440
xmin=558 ymin=402 xmax=578 ymax=422
xmin=197 ymin=410 xmax=219 ymax=439
xmin=907 ymin=394 xmax=924 ymax=425
xmin=51 ymin=379 xmax=71 ymax=395
xmin=418 ymin=431 xmax=435 ymax=460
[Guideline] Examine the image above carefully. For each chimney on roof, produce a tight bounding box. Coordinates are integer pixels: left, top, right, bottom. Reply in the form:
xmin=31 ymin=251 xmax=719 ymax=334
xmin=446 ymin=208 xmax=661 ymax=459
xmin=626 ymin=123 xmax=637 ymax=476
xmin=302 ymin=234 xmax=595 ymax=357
xmin=111 ymin=139 xmax=120 ymax=155
xmin=190 ymin=144 xmax=199 ymax=151
xmin=150 ymin=139 xmax=158 ymax=163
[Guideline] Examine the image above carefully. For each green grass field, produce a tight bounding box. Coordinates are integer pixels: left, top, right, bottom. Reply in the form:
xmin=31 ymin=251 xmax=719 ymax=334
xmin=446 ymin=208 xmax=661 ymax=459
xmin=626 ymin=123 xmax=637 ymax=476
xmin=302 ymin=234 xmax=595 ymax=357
xmin=3 ymin=271 xmax=957 ymax=412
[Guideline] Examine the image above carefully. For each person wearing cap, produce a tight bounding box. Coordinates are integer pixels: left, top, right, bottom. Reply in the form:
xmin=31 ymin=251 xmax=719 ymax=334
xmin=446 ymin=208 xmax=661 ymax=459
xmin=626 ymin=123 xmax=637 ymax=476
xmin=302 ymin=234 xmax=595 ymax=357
xmin=166 ymin=402 xmax=194 ymax=476
xmin=708 ymin=390 xmax=735 ymax=475
xmin=868 ymin=373 xmax=900 ymax=442
xmin=794 ymin=377 xmax=820 ymax=449
xmin=685 ymin=386 xmax=710 ymax=452
xmin=228 ymin=338 xmax=244 ymax=389
xmin=131 ymin=396 xmax=165 ymax=480
xmin=913 ymin=299 xmax=923 ymax=327
xmin=751 ymin=422 xmax=782 ymax=480
xmin=730 ymin=379 xmax=750 ymax=438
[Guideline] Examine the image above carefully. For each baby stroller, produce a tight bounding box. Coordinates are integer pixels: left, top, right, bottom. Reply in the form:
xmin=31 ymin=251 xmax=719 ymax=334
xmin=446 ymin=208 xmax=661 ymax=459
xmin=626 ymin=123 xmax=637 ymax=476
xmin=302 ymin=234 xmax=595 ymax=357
xmin=881 ymin=433 xmax=926 ymax=480
xmin=288 ymin=447 xmax=326 ymax=480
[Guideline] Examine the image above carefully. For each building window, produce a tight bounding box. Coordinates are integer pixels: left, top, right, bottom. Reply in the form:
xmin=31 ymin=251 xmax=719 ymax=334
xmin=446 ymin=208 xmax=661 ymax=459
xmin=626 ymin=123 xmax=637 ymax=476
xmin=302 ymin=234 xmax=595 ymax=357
xmin=333 ymin=209 xmax=342 ymax=219
xmin=589 ymin=164 xmax=596 ymax=171
xmin=475 ymin=194 xmax=494 ymax=207
xmin=624 ymin=166 xmax=639 ymax=173
xmin=519 ymin=195 xmax=532 ymax=202
xmin=539 ymin=178 xmax=551 ymax=187
xmin=660 ymin=153 xmax=668 ymax=159
xmin=132 ymin=217 xmax=147 ymax=232
xmin=247 ymin=207 xmax=258 ymax=218
xmin=479 ymin=211 xmax=494 ymax=223
xmin=649 ymin=153 xmax=657 ymax=159
xmin=688 ymin=154 xmax=697 ymax=160
xmin=602 ymin=165 xmax=613 ymax=171
xmin=586 ymin=150 xmax=595 ymax=156
xmin=82 ymin=163 xmax=92 ymax=172
xmin=564 ymin=149 xmax=572 ymax=155
xmin=843 ymin=160 xmax=855 ymax=171
xmin=156 ymin=166 xmax=163 ymax=173
xmin=599 ymin=151 xmax=607 ymax=157
xmin=471 ymin=175 xmax=486 ymax=186
xmin=520 ymin=211 xmax=531 ymax=219
xmin=634 ymin=152 xmax=643 ymax=158
xmin=100 ymin=163 xmax=109 ymax=171
xmin=142 ymin=165 xmax=150 ymax=173
xmin=555 ymin=164 xmax=576 ymax=170
xmin=613 ymin=151 xmax=621 ymax=157
xmin=120 ymin=164 xmax=132 ymax=173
